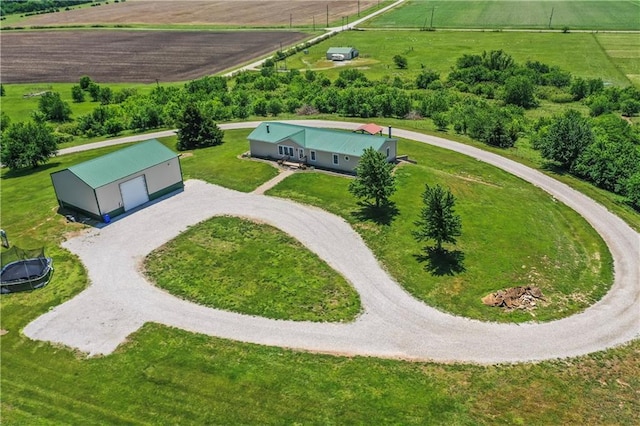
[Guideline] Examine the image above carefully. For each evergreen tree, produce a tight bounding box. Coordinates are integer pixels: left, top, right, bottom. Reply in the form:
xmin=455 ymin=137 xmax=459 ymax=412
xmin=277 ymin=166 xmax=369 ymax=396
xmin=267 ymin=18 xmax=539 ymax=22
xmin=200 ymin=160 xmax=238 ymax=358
xmin=413 ymin=184 xmax=462 ymax=252
xmin=176 ymin=103 xmax=224 ymax=151
xmin=348 ymin=147 xmax=396 ymax=208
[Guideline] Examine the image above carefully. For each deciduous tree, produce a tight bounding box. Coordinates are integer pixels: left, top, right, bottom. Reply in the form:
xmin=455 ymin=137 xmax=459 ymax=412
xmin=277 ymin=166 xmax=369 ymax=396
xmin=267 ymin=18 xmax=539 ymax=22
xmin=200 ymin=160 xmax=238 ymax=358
xmin=38 ymin=91 xmax=71 ymax=122
xmin=1 ymin=121 xmax=58 ymax=169
xmin=537 ymin=109 xmax=595 ymax=171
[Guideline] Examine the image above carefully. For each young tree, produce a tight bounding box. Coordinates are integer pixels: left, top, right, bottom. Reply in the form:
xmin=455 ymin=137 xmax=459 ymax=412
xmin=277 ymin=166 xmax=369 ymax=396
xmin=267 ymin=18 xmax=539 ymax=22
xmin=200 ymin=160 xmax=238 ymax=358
xmin=79 ymin=75 xmax=93 ymax=90
xmin=71 ymin=85 xmax=85 ymax=103
xmin=1 ymin=121 xmax=58 ymax=169
xmin=537 ymin=109 xmax=595 ymax=172
xmin=502 ymin=75 xmax=537 ymax=109
xmin=348 ymin=147 xmax=396 ymax=208
xmin=176 ymin=103 xmax=224 ymax=151
xmin=413 ymin=184 xmax=462 ymax=252
xmin=393 ymin=55 xmax=408 ymax=69
xmin=38 ymin=91 xmax=71 ymax=122
xmin=415 ymin=69 xmax=440 ymax=89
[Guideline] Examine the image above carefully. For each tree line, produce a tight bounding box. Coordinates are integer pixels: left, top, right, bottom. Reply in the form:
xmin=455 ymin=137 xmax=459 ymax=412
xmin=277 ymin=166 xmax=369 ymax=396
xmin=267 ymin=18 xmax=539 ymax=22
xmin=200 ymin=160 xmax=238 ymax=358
xmin=1 ymin=50 xmax=638 ymax=208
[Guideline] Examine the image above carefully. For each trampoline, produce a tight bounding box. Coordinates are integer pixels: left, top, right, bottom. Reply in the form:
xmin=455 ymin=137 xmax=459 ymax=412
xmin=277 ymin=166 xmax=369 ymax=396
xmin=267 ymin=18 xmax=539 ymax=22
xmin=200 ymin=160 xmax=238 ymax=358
xmin=1 ymin=246 xmax=53 ymax=294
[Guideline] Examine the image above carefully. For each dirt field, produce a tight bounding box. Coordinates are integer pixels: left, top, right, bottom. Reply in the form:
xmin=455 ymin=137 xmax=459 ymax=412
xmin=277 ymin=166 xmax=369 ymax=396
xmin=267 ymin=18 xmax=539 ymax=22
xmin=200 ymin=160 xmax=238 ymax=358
xmin=16 ymin=0 xmax=380 ymax=27
xmin=0 ymin=30 xmax=308 ymax=83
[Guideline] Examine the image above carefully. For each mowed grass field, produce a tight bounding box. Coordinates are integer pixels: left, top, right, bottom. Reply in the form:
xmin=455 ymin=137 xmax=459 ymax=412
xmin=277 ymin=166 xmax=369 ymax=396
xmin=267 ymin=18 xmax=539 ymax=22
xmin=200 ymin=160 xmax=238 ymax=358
xmin=365 ymin=0 xmax=640 ymax=30
xmin=1 ymin=130 xmax=636 ymax=424
xmin=293 ymin=30 xmax=638 ymax=86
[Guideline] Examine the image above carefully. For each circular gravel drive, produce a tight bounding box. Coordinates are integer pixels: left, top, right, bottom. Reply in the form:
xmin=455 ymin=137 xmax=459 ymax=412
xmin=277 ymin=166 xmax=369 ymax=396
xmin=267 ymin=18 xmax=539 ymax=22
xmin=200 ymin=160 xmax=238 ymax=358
xmin=24 ymin=121 xmax=640 ymax=364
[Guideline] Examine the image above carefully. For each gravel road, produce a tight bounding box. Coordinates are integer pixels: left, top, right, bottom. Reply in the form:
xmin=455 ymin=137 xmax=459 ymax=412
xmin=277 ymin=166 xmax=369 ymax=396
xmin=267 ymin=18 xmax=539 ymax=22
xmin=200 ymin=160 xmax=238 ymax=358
xmin=25 ymin=120 xmax=640 ymax=364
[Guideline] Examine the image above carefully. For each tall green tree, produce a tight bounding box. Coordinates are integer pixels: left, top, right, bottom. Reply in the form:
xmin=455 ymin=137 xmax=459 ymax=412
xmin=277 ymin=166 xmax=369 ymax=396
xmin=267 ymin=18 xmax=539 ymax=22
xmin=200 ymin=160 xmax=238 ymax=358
xmin=536 ymin=109 xmax=595 ymax=172
xmin=502 ymin=75 xmax=537 ymax=108
xmin=1 ymin=121 xmax=57 ymax=169
xmin=413 ymin=184 xmax=462 ymax=252
xmin=176 ymin=103 xmax=224 ymax=151
xmin=348 ymin=147 xmax=396 ymax=208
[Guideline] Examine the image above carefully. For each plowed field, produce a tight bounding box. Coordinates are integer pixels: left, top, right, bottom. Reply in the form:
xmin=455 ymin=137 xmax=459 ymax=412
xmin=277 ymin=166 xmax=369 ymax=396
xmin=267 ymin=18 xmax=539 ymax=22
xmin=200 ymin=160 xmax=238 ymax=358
xmin=16 ymin=0 xmax=379 ymax=27
xmin=0 ymin=30 xmax=308 ymax=83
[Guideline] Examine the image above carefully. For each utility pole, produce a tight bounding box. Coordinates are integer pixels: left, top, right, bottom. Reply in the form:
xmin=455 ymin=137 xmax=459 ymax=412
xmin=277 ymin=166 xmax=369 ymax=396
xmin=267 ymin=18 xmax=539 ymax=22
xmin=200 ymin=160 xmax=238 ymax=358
xmin=358 ymin=0 xmax=360 ymax=17
xmin=548 ymin=7 xmax=554 ymax=28
xmin=290 ymin=13 xmax=292 ymax=28
xmin=430 ymin=7 xmax=435 ymax=29
xmin=313 ymin=15 xmax=315 ymax=31
xmin=327 ymin=4 xmax=329 ymax=27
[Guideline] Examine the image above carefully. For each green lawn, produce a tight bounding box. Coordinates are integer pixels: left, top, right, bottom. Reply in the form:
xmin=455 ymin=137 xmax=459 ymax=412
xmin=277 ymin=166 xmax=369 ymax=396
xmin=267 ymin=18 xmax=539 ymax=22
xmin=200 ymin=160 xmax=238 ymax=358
xmin=145 ymin=216 xmax=362 ymax=322
xmin=159 ymin=132 xmax=278 ymax=192
xmin=365 ymin=0 xmax=640 ymax=30
xmin=0 ymin=81 xmax=166 ymax=123
xmin=0 ymin=128 xmax=636 ymax=423
xmin=290 ymin=30 xmax=635 ymax=86
xmin=268 ymin=137 xmax=613 ymax=322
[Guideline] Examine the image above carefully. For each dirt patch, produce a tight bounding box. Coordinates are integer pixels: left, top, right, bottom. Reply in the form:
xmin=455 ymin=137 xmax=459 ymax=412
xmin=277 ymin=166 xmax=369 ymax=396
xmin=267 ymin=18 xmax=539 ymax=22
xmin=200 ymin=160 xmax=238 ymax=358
xmin=17 ymin=0 xmax=380 ymax=27
xmin=1 ymin=30 xmax=308 ymax=83
xmin=482 ymin=286 xmax=545 ymax=310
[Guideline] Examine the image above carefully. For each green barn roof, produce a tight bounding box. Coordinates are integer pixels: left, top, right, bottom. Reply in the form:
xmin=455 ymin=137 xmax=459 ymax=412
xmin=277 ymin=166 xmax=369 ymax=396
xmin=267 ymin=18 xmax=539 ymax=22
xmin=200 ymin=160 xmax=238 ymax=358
xmin=248 ymin=122 xmax=393 ymax=157
xmin=68 ymin=139 xmax=178 ymax=189
xmin=327 ymin=47 xmax=357 ymax=55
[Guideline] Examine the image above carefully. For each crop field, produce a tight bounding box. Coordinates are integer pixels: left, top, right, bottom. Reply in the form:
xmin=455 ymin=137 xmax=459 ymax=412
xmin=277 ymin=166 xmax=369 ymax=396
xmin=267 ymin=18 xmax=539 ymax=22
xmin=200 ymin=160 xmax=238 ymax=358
xmin=0 ymin=30 xmax=308 ymax=83
xmin=13 ymin=0 xmax=381 ymax=27
xmin=365 ymin=0 xmax=640 ymax=30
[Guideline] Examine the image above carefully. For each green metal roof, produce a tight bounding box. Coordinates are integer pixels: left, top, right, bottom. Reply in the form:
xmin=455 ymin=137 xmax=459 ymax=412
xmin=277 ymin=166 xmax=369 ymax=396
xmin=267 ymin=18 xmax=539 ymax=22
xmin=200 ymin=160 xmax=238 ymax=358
xmin=68 ymin=139 xmax=178 ymax=189
xmin=248 ymin=122 xmax=393 ymax=157
xmin=327 ymin=47 xmax=356 ymax=54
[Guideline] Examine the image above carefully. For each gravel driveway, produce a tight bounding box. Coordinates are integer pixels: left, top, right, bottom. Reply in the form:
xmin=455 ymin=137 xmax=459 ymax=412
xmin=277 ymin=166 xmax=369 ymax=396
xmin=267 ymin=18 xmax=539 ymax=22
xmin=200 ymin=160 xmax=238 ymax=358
xmin=24 ymin=121 xmax=640 ymax=364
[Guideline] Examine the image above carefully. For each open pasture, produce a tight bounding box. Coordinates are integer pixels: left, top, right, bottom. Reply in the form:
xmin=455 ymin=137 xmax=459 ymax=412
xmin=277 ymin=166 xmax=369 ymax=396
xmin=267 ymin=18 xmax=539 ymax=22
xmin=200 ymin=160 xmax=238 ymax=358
xmin=291 ymin=30 xmax=637 ymax=86
xmin=13 ymin=0 xmax=381 ymax=28
xmin=366 ymin=0 xmax=640 ymax=30
xmin=0 ymin=30 xmax=308 ymax=83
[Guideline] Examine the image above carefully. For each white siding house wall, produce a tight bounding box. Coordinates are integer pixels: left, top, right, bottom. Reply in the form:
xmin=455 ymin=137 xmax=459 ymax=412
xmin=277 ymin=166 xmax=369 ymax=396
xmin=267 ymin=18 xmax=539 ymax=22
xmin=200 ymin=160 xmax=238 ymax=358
xmin=50 ymin=170 xmax=100 ymax=216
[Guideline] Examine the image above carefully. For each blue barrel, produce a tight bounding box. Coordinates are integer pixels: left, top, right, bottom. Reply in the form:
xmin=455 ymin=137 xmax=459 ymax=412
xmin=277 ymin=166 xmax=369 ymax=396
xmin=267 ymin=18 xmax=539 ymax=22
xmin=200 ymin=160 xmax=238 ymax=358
xmin=103 ymin=214 xmax=111 ymax=223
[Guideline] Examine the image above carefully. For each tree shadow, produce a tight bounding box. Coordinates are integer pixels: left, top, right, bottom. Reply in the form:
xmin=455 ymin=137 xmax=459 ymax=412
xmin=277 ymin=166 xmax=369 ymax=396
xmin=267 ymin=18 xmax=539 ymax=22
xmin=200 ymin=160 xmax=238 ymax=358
xmin=414 ymin=247 xmax=466 ymax=276
xmin=351 ymin=200 xmax=399 ymax=226
xmin=1 ymin=162 xmax=61 ymax=180
xmin=540 ymin=161 xmax=567 ymax=176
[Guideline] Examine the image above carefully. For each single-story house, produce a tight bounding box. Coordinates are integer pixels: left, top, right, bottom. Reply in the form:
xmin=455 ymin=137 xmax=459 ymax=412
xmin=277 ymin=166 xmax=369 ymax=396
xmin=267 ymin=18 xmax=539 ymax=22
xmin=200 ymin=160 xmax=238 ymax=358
xmin=248 ymin=122 xmax=397 ymax=174
xmin=51 ymin=139 xmax=183 ymax=221
xmin=326 ymin=47 xmax=359 ymax=61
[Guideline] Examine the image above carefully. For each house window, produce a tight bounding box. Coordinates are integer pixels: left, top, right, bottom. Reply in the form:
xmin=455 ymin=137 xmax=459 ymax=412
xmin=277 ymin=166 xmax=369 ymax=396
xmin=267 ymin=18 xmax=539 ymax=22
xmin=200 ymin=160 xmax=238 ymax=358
xmin=279 ymin=146 xmax=294 ymax=157
xmin=332 ymin=154 xmax=339 ymax=165
xmin=299 ymin=148 xmax=304 ymax=160
xmin=386 ymin=147 xmax=390 ymax=158
xmin=310 ymin=150 xmax=316 ymax=162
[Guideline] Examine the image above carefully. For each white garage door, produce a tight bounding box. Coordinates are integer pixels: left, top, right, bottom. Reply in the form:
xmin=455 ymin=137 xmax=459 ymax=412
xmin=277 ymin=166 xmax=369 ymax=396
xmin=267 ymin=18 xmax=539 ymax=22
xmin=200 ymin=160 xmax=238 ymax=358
xmin=120 ymin=175 xmax=149 ymax=212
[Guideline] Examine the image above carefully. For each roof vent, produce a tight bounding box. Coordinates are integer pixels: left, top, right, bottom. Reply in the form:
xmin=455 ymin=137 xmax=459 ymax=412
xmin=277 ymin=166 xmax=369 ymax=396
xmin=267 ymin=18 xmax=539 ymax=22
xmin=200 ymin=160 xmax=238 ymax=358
xmin=266 ymin=124 xmax=270 ymax=133
xmin=388 ymin=126 xmax=392 ymax=138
